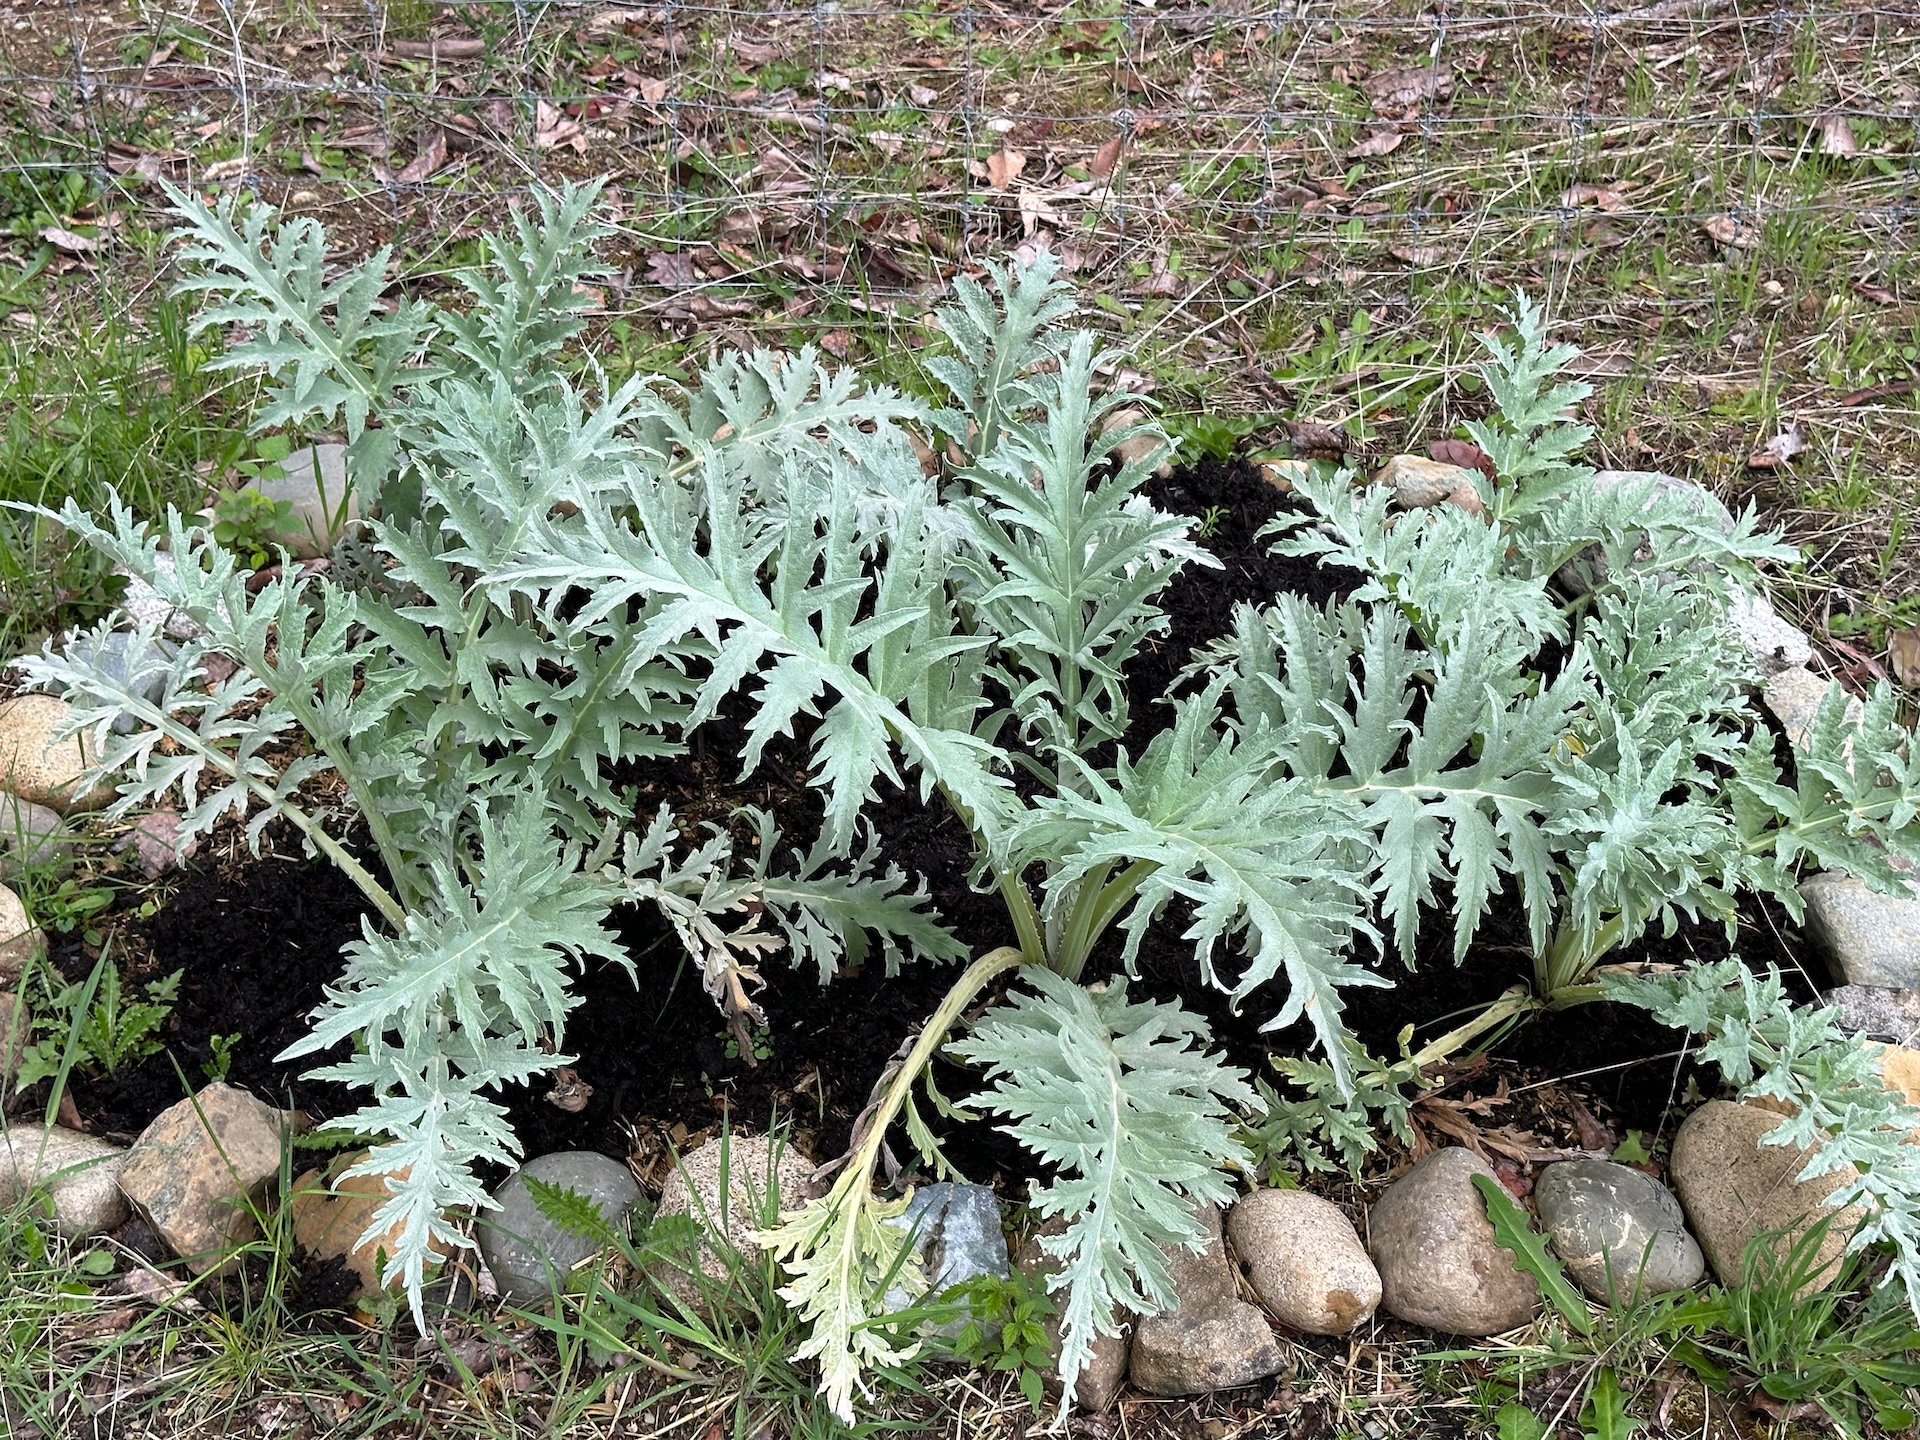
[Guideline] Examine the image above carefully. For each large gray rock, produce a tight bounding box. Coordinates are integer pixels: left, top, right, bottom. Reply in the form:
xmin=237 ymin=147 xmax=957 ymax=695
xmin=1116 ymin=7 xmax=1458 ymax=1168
xmin=118 ymin=1083 xmax=294 ymax=1274
xmin=477 ymin=1150 xmax=642 ymax=1304
xmin=1823 ymin=985 xmax=1920 ymax=1045
xmin=0 ymin=1124 xmax=129 ymax=1236
xmin=40 ymin=631 xmax=176 ymax=734
xmin=248 ymin=443 xmax=362 ymax=559
xmin=1129 ymin=1202 xmax=1284 ymax=1397
xmin=1727 ymin=592 xmax=1814 ymax=678
xmin=1670 ymin=1100 xmax=1861 ymax=1294
xmin=882 ymin=1182 xmax=1008 ymax=1334
xmin=0 ymin=880 xmax=45 ymax=981
xmin=1533 ymin=1160 xmax=1703 ymax=1302
xmin=653 ymin=1132 xmax=819 ymax=1307
xmin=1799 ymin=871 xmax=1920 ymax=989
xmin=116 ymin=551 xmax=204 ymax=641
xmin=1227 ymin=1188 xmax=1380 ymax=1335
xmin=1012 ymin=1218 xmax=1131 ymax=1413
xmin=1763 ymin=667 xmax=1862 ymax=750
xmin=0 ymin=793 xmax=76 ymax=882
xmin=1368 ymin=1148 xmax=1540 ymax=1335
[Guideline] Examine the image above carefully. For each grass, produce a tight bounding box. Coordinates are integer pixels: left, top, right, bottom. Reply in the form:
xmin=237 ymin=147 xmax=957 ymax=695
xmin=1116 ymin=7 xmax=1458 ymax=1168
xmin=0 ymin=258 xmax=258 ymax=656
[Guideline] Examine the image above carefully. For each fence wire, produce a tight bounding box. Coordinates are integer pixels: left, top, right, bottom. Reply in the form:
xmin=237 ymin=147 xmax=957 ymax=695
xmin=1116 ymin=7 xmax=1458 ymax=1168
xmin=1 ymin=1 xmax=1915 ymax=407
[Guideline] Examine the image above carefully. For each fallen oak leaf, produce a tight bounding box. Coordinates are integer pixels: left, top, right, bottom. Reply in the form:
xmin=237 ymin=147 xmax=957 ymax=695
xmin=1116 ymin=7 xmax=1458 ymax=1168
xmin=971 ymin=147 xmax=1026 ymax=191
xmin=1089 ymin=133 xmax=1124 ymax=179
xmin=1362 ymin=62 xmax=1452 ymax=113
xmin=1561 ymin=181 xmax=1628 ymax=211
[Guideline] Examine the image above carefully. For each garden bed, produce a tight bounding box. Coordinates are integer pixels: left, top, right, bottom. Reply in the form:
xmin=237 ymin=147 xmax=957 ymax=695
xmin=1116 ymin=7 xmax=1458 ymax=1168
xmin=34 ymin=456 xmax=1810 ymax=1186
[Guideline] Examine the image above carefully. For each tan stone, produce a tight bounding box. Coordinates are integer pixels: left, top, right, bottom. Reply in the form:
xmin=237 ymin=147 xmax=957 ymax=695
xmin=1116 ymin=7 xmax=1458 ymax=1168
xmin=1129 ymin=1201 xmax=1284 ymax=1397
xmin=1254 ymin=457 xmax=1313 ymax=494
xmin=1370 ymin=454 xmax=1478 ymax=509
xmin=1877 ymin=1044 xmax=1920 ymax=1144
xmin=291 ymin=1151 xmax=430 ymax=1299
xmin=653 ymin=1134 xmax=820 ymax=1307
xmin=0 ymin=696 xmax=110 ymax=813
xmin=1100 ymin=407 xmax=1173 ymax=478
xmin=0 ymin=882 xmax=45 ymax=981
xmin=1368 ymin=1147 xmax=1540 ymax=1334
xmin=1227 ymin=1188 xmax=1380 ymax=1335
xmin=1670 ymin=1100 xmax=1862 ymax=1295
xmin=0 ymin=1124 xmax=129 ymax=1236
xmin=117 ymin=1083 xmax=294 ymax=1274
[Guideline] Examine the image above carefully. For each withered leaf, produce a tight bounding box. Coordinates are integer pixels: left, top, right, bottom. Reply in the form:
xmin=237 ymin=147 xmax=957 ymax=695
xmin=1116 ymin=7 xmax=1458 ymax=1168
xmin=1362 ymin=62 xmax=1452 ymax=113
xmin=731 ymin=36 xmax=782 ymax=64
xmin=1888 ymin=625 xmax=1920 ymax=691
xmin=40 ymin=226 xmax=98 ymax=253
xmin=1090 ymin=133 xmax=1124 ymax=179
xmin=979 ymin=147 xmax=1025 ymax=191
xmin=1700 ymin=212 xmax=1760 ymax=250
xmin=1285 ymin=418 xmax=1350 ymax=457
xmin=1347 ymin=127 xmax=1406 ymax=159
xmin=1747 ymin=422 xmax=1808 ymax=470
xmin=1429 ymin=438 xmax=1495 ymax=481
xmin=391 ymin=36 xmax=485 ymax=60
xmin=645 ymin=251 xmax=699 ymax=290
xmin=1561 ymin=181 xmax=1628 ymax=211
xmin=395 ymin=129 xmax=448 ymax=185
xmin=1812 ymin=113 xmax=1858 ymax=157
xmin=1388 ymin=243 xmax=1444 ymax=267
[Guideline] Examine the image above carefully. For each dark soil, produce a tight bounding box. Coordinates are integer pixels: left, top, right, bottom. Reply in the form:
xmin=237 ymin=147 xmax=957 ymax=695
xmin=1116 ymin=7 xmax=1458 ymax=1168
xmin=24 ymin=457 xmax=1808 ymax=1200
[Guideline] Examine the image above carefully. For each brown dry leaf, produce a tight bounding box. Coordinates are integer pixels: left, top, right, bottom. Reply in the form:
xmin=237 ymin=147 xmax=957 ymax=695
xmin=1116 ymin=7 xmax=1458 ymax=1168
xmin=1362 ymin=62 xmax=1452 ymax=113
xmin=40 ymin=226 xmax=97 ymax=254
xmin=1090 ymin=133 xmax=1124 ymax=179
xmin=645 ymin=251 xmax=699 ymax=290
xmin=731 ymin=36 xmax=782 ymax=64
xmin=978 ymin=147 xmax=1026 ymax=192
xmin=1813 ymin=113 xmax=1859 ymax=157
xmin=395 ymin=129 xmax=448 ymax=185
xmin=1429 ymin=437 xmax=1495 ymax=481
xmin=1747 ymin=422 xmax=1808 ymax=470
xmin=1285 ymin=418 xmax=1350 ymax=457
xmin=1888 ymin=626 xmax=1920 ymax=691
xmin=637 ymin=75 xmax=669 ymax=103
xmin=392 ymin=36 xmax=485 ymax=60
xmin=1561 ymin=181 xmax=1628 ymax=211
xmin=1347 ymin=127 xmax=1405 ymax=159
xmin=1700 ymin=212 xmax=1760 ymax=250
xmin=1388 ymin=244 xmax=1444 ymax=267
xmin=534 ymin=99 xmax=585 ymax=152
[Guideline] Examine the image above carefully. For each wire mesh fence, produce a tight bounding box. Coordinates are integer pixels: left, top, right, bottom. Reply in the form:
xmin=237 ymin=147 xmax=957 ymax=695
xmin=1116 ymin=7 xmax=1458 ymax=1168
xmin=2 ymin=1 xmax=1916 ymax=592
